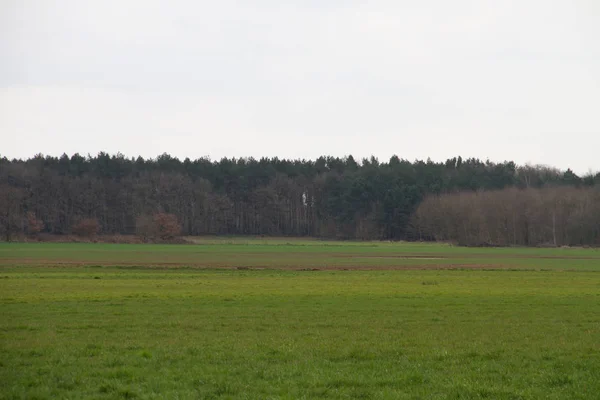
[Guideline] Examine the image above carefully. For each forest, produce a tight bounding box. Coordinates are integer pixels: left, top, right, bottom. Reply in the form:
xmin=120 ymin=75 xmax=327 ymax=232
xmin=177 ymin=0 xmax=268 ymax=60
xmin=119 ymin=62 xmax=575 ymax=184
xmin=1 ymin=152 xmax=599 ymax=244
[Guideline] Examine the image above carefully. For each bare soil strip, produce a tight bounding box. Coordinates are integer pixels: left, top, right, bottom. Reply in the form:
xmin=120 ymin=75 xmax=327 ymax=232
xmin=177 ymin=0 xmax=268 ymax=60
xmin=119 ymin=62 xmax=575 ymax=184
xmin=334 ymin=253 xmax=600 ymax=260
xmin=0 ymin=258 xmax=540 ymax=271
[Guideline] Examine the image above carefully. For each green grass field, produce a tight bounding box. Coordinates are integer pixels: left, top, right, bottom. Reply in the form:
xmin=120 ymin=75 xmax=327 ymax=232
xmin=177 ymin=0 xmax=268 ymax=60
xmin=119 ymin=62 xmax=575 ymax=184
xmin=1 ymin=240 xmax=600 ymax=399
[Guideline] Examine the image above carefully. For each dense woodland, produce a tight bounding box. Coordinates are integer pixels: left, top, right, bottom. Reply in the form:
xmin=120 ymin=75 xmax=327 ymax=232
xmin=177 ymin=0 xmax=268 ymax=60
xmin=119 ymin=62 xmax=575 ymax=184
xmin=1 ymin=153 xmax=599 ymax=244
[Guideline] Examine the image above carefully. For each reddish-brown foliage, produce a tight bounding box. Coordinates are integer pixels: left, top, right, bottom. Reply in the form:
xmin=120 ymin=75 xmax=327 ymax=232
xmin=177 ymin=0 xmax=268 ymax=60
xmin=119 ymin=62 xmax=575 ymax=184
xmin=136 ymin=213 xmax=181 ymax=241
xmin=26 ymin=212 xmax=44 ymax=235
xmin=72 ymin=218 xmax=100 ymax=237
xmin=153 ymin=213 xmax=181 ymax=240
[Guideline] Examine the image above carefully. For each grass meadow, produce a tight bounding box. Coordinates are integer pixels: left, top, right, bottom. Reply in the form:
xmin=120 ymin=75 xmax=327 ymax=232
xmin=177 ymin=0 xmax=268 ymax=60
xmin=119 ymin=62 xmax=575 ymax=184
xmin=1 ymin=239 xmax=600 ymax=399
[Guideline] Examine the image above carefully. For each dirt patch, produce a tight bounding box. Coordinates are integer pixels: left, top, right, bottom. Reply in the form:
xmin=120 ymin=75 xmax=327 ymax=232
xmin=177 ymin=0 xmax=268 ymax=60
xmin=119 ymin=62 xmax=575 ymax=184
xmin=0 ymin=258 xmax=530 ymax=271
xmin=338 ymin=253 xmax=600 ymax=260
xmin=337 ymin=256 xmax=445 ymax=260
xmin=292 ymin=264 xmax=522 ymax=271
xmin=14 ymin=234 xmax=189 ymax=245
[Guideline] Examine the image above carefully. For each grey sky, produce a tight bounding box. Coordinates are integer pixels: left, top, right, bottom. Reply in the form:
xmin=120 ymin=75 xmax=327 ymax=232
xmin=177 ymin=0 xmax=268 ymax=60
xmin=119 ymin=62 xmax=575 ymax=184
xmin=1 ymin=1 xmax=599 ymax=173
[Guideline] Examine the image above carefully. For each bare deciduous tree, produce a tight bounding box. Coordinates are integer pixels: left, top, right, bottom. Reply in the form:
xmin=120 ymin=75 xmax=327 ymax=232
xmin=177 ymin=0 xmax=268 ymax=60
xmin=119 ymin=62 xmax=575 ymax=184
xmin=72 ymin=218 xmax=100 ymax=237
xmin=26 ymin=212 xmax=44 ymax=236
xmin=413 ymin=187 xmax=600 ymax=247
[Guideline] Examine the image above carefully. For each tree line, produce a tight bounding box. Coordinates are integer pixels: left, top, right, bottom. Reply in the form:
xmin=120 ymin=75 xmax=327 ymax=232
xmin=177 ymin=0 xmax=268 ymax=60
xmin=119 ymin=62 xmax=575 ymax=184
xmin=412 ymin=186 xmax=600 ymax=247
xmin=0 ymin=152 xmax=598 ymax=242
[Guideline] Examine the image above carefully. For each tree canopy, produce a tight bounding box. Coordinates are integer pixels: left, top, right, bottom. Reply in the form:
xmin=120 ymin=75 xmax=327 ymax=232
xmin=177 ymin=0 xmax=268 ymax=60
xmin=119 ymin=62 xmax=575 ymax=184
xmin=1 ymin=153 xmax=598 ymax=241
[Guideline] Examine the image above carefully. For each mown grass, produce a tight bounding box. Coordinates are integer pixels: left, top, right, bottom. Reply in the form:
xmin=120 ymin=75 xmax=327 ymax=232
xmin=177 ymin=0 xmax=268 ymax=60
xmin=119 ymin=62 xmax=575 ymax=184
xmin=1 ymin=242 xmax=600 ymax=399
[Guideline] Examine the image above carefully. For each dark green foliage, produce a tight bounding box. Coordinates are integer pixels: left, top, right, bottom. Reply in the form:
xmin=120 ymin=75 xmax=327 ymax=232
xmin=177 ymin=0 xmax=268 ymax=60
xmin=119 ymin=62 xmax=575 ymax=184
xmin=0 ymin=153 xmax=591 ymax=240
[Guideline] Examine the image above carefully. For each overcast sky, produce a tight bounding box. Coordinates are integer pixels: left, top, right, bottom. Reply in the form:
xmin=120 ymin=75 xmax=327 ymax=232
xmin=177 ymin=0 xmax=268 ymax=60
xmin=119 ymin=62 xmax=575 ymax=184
xmin=1 ymin=1 xmax=599 ymax=172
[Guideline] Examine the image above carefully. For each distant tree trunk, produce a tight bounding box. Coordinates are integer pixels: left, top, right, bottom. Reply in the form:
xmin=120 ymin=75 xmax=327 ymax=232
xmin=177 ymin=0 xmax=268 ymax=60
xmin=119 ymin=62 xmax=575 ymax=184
xmin=0 ymin=186 xmax=23 ymax=241
xmin=552 ymin=211 xmax=557 ymax=247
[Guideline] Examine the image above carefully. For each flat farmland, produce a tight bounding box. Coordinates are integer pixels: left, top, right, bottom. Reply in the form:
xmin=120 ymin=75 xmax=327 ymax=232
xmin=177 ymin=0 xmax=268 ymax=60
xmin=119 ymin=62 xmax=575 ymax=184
xmin=1 ymin=240 xmax=600 ymax=399
xmin=2 ymin=239 xmax=600 ymax=270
